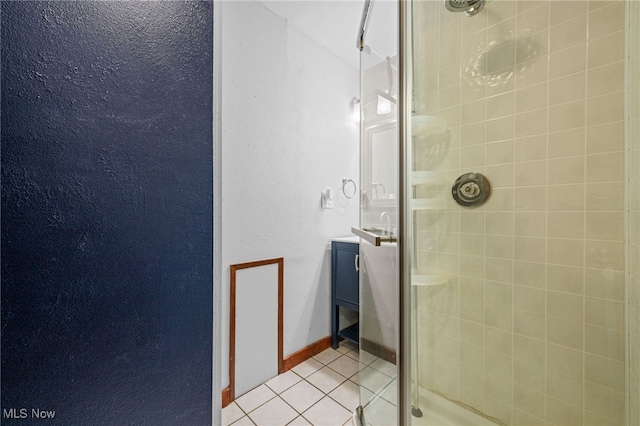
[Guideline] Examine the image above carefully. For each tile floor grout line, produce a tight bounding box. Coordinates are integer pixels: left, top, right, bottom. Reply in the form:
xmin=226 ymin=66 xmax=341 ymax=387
xmin=225 ymin=343 xmax=360 ymax=426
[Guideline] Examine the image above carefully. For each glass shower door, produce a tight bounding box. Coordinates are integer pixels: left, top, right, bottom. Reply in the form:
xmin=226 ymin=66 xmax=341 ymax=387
xmin=404 ymin=0 xmax=634 ymax=425
xmin=357 ymin=1 xmax=399 ymax=424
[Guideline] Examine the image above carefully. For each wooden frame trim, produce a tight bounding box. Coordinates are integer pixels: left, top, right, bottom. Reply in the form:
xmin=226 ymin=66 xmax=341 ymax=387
xmin=228 ymin=257 xmax=284 ymax=404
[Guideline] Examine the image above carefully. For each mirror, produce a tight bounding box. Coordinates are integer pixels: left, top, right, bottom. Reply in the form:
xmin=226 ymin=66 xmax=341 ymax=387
xmin=363 ymin=120 xmax=397 ymax=207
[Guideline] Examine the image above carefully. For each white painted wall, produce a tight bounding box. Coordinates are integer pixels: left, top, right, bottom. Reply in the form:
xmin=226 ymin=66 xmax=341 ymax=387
xmin=219 ymin=1 xmax=359 ymax=390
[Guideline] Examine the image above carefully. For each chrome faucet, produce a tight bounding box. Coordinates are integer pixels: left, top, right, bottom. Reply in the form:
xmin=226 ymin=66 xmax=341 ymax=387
xmin=380 ymin=211 xmax=391 ymax=235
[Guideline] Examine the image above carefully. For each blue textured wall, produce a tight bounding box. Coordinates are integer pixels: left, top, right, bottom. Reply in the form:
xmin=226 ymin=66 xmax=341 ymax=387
xmin=1 ymin=2 xmax=213 ymax=424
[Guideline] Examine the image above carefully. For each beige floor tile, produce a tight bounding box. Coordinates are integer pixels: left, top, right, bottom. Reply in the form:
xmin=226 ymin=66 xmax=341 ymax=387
xmin=302 ymin=396 xmax=352 ymax=426
xmin=328 ymin=380 xmax=360 ymax=412
xmin=328 ymin=354 xmax=360 ymax=378
xmin=287 ymin=416 xmax=312 ymax=425
xmin=248 ymin=396 xmax=297 ymax=426
xmin=235 ymin=384 xmax=276 ymax=414
xmin=230 ymin=416 xmax=255 ymax=426
xmin=306 ymin=366 xmax=348 ymax=394
xmin=291 ymin=358 xmax=324 ymax=378
xmin=313 ymin=348 xmax=343 ymax=365
xmin=222 ymin=402 xmax=245 ymax=426
xmin=280 ymin=380 xmax=324 ymax=413
xmin=265 ymin=370 xmax=302 ymax=394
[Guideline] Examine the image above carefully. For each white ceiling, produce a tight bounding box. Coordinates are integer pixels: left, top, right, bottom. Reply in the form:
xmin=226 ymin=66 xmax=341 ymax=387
xmin=261 ymin=0 xmax=397 ymax=70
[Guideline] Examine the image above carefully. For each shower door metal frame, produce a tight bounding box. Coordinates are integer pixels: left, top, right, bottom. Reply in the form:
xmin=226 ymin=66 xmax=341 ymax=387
xmin=397 ymin=1 xmax=411 ymax=425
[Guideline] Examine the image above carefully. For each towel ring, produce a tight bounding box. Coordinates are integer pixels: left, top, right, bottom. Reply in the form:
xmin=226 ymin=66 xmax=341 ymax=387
xmin=342 ymin=178 xmax=357 ymax=199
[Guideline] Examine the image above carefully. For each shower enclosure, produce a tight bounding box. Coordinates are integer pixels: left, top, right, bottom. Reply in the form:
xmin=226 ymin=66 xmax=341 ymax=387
xmin=357 ymin=0 xmax=640 ymax=424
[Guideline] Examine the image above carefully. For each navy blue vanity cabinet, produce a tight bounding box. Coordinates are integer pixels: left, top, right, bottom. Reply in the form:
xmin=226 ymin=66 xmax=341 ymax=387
xmin=331 ymin=240 xmax=359 ymax=349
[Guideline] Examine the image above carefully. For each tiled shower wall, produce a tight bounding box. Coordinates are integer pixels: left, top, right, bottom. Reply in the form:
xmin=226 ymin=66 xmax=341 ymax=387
xmin=629 ymin=1 xmax=640 ymax=424
xmin=413 ymin=1 xmax=627 ymax=424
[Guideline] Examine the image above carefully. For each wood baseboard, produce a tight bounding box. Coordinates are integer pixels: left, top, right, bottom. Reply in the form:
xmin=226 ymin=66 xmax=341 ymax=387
xmin=361 ymin=337 xmax=396 ymax=365
xmin=222 ymin=386 xmax=231 ymax=408
xmin=282 ymin=336 xmax=332 ymax=371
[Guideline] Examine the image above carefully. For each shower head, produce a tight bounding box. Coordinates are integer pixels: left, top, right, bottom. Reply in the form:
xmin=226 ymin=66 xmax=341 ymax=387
xmin=444 ymin=0 xmax=484 ymax=16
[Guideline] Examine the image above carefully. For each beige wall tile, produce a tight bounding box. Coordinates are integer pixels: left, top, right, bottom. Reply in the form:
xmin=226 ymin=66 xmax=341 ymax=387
xmin=512 ymin=408 xmax=544 ymax=426
xmin=547 ymin=316 xmax=583 ymax=350
xmin=549 ymin=72 xmax=586 ymax=106
xmin=486 ymin=257 xmax=513 ymax=283
xmin=516 ymin=55 xmax=549 ymax=88
xmin=486 ymin=116 xmax=514 ymax=142
xmin=439 ymin=85 xmax=461 ymax=110
xmin=586 ymin=151 xmax=625 ymax=182
xmin=486 ymin=187 xmax=514 ymax=211
xmin=548 ymin=184 xmax=585 ymax=211
xmin=513 ymin=384 xmax=545 ymax=419
xmin=513 ymin=334 xmax=545 ymax=365
xmin=484 ymin=371 xmax=512 ymax=403
xmin=485 ymin=326 xmax=512 ymax=356
xmin=515 ymin=82 xmax=547 ymax=113
xmin=585 ymin=239 xmax=624 ymax=270
xmin=548 ymin=128 xmax=585 ymax=158
xmin=588 ymin=31 xmax=624 ymax=69
xmin=460 ymin=210 xmax=485 ymax=233
xmin=461 ymin=122 xmax=487 ymax=146
xmin=585 ymin=325 xmax=625 ymax=361
xmin=459 ymin=341 xmax=484 ymax=369
xmin=461 ymin=144 xmax=486 ymax=167
xmin=547 ymin=343 xmax=583 ymax=379
xmin=587 ymin=91 xmax=624 ymax=126
xmin=550 ymin=15 xmax=588 ymax=53
xmin=549 ymin=43 xmax=586 ymax=79
xmin=514 ymin=186 xmax=546 ymax=211
xmin=549 ymin=100 xmax=586 ymax=132
xmin=585 ymin=297 xmax=624 ymax=331
xmin=516 ymin=2 xmax=549 ymax=36
xmin=586 ymin=181 xmax=624 ymax=210
xmin=514 ymin=212 xmax=545 ymax=236
xmin=588 ymin=2 xmax=626 ymax=41
xmin=546 ymin=395 xmax=584 ymax=425
xmin=486 ymin=92 xmax=514 ymax=120
xmin=486 ymin=212 xmax=514 ymax=235
xmin=587 ymin=61 xmax=624 ymax=97
xmin=584 ymin=381 xmax=625 ymax=423
xmin=547 ymin=264 xmax=584 ymax=295
xmin=584 ymin=353 xmax=625 ymax=392
xmin=587 ymin=121 xmax=624 ymax=154
xmin=486 ymin=140 xmax=514 ymax=165
xmin=585 ymin=267 xmax=625 ymax=301
xmin=515 ymin=109 xmax=547 ymax=138
xmin=515 ymin=160 xmax=546 ymax=187
xmin=550 ymin=1 xmax=588 ymax=27
xmin=514 ymin=309 xmax=545 ymax=340
xmin=547 ymin=212 xmax=584 ymax=238
xmin=546 ymin=370 xmax=584 ymax=407
xmin=514 ymin=285 xmax=545 ymax=314
xmin=585 ymin=211 xmax=624 ymax=240
xmin=515 ymin=135 xmax=547 ymax=161
xmin=514 ymin=260 xmax=546 ymax=288
xmin=548 ymin=156 xmax=585 ymax=185
xmin=461 ymin=99 xmax=486 ymax=124
xmin=514 ymin=358 xmax=545 ymax=392
xmin=547 ymin=238 xmax=584 ymax=266
xmin=547 ymin=291 xmax=583 ymax=323
xmin=514 ymin=236 xmax=546 ymax=262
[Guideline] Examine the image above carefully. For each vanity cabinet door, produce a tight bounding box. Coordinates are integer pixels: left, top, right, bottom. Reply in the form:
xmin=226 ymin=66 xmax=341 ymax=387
xmin=332 ymin=241 xmax=359 ymax=310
